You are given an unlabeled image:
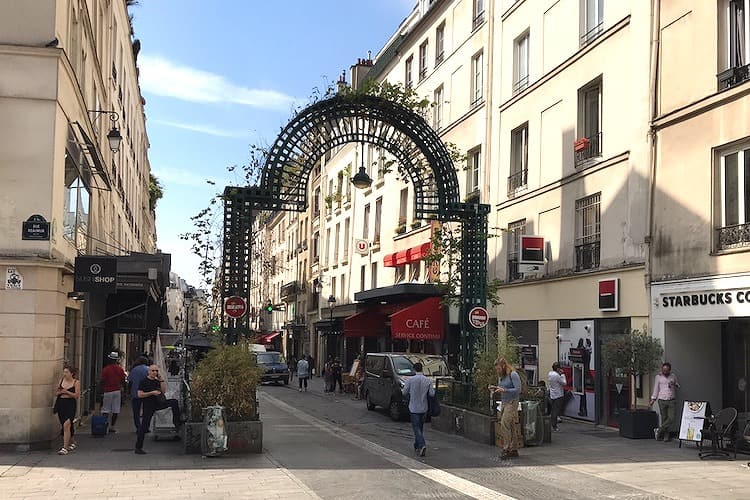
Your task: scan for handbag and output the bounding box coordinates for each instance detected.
[52,378,62,414]
[428,393,441,417]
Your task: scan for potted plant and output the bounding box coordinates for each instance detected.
[184,342,263,453]
[411,220,421,230]
[601,329,663,439]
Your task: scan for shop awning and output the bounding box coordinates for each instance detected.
[343,309,388,338]
[384,242,432,268]
[384,253,396,267]
[389,296,444,341]
[408,242,431,261]
[395,250,409,265]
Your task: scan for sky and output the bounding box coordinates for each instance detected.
[132,0,414,289]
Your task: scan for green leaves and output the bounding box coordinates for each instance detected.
[601,329,663,376]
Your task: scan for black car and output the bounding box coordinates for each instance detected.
[255,351,290,385]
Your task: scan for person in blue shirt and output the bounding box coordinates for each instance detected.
[402,362,435,457]
[490,357,522,460]
[127,356,150,432]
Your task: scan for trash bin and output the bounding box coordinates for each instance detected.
[521,401,544,446]
[201,405,228,457]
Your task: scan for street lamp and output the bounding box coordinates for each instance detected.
[327,295,336,322]
[87,109,122,153]
[350,142,373,189]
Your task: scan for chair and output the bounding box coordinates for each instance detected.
[734,421,750,461]
[699,407,737,459]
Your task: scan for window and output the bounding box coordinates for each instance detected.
[717,145,750,249]
[473,0,485,30]
[371,262,378,289]
[374,197,383,244]
[435,23,445,65]
[377,148,386,179]
[325,228,331,266]
[395,265,406,284]
[334,223,340,264]
[419,41,429,81]
[399,188,409,226]
[331,276,337,300]
[471,51,484,106]
[719,0,750,89]
[363,203,370,239]
[366,145,374,179]
[581,0,604,45]
[509,123,528,194]
[63,152,91,251]
[340,274,346,301]
[410,261,422,282]
[507,219,526,281]
[513,32,530,94]
[343,218,350,257]
[405,56,414,88]
[575,193,601,271]
[575,77,603,166]
[361,265,367,291]
[433,85,444,130]
[467,147,481,196]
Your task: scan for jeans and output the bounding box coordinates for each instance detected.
[550,396,564,429]
[298,376,308,389]
[131,397,142,431]
[657,399,676,437]
[410,412,426,450]
[135,399,181,450]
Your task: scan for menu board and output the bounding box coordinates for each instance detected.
[678,401,709,441]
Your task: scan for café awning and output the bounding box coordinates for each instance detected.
[343,309,388,338]
[389,296,444,341]
[383,242,432,268]
[258,331,281,344]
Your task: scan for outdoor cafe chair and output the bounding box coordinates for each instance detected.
[699,407,737,460]
[735,421,750,462]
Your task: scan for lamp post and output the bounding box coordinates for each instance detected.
[87,109,123,153]
[328,294,336,323]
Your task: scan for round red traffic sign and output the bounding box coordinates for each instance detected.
[468,306,489,329]
[224,296,247,319]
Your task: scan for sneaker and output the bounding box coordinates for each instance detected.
[653,428,661,441]
[298,388,302,392]
[419,446,426,457]
[134,448,146,455]
[552,427,559,432]
[57,447,69,455]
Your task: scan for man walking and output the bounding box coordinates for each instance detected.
[134,365,183,454]
[649,362,680,442]
[127,356,149,432]
[297,355,310,392]
[402,362,435,457]
[548,362,567,431]
[100,352,126,433]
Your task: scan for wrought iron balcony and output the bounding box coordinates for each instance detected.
[472,12,485,31]
[280,281,303,299]
[574,132,602,166]
[717,223,750,250]
[512,75,529,94]
[507,256,522,282]
[718,64,750,91]
[575,240,601,271]
[507,169,528,196]
[580,22,603,46]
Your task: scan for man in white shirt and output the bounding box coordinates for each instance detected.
[402,362,435,457]
[548,362,567,431]
[649,362,680,441]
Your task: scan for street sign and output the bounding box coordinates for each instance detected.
[224,296,247,319]
[22,214,50,241]
[355,239,369,255]
[468,306,489,329]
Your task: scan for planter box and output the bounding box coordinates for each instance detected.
[183,420,263,454]
[431,403,495,446]
[574,137,590,152]
[618,409,658,439]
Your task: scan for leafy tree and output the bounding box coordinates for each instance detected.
[148,173,163,211]
[601,329,663,409]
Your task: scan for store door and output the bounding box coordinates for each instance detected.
[596,318,631,427]
[722,319,750,425]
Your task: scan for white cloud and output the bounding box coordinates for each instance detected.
[153,119,247,138]
[156,236,206,288]
[139,54,297,111]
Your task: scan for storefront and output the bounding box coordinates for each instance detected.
[651,274,750,429]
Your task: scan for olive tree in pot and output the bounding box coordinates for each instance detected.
[601,329,664,439]
[183,342,263,453]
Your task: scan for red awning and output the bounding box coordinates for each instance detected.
[395,250,409,265]
[383,252,397,267]
[344,309,388,338]
[407,242,431,261]
[389,296,444,341]
[258,331,281,344]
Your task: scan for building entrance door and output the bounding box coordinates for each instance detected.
[722,319,750,425]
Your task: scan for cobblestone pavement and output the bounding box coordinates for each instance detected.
[1,376,747,499]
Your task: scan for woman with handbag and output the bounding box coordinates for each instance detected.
[53,365,80,455]
[490,357,522,460]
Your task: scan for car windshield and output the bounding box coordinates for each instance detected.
[390,355,449,377]
[256,353,282,364]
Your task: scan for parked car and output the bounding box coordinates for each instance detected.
[254,351,289,385]
[363,353,449,421]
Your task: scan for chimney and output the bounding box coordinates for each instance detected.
[336,70,348,94]
[350,53,375,90]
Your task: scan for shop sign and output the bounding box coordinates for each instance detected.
[678,401,710,442]
[74,256,117,292]
[659,289,750,308]
[5,267,23,290]
[391,297,444,341]
[520,235,544,264]
[355,239,369,255]
[598,278,619,311]
[21,214,50,241]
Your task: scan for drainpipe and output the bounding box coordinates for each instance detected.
[645,0,661,293]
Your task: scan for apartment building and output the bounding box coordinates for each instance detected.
[490,0,652,425]
[649,0,750,426]
[0,0,162,449]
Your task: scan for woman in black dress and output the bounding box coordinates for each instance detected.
[54,365,80,455]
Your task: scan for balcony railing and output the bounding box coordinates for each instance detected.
[472,12,485,31]
[507,169,528,196]
[574,131,603,166]
[507,256,523,282]
[435,52,444,65]
[512,75,529,94]
[717,223,750,250]
[718,64,750,91]
[280,281,303,299]
[575,240,601,271]
[580,21,603,46]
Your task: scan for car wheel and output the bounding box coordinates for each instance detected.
[366,392,376,411]
[389,399,402,421]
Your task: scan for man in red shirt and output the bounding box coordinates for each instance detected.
[101,352,126,433]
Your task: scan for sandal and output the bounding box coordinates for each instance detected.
[57,447,69,455]
[68,443,77,451]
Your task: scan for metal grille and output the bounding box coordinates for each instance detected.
[575,193,601,270]
[507,219,526,281]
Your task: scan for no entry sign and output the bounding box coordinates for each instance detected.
[224,296,247,319]
[468,306,488,329]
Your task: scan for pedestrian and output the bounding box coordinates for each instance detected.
[332,358,343,393]
[100,351,126,434]
[134,365,183,454]
[548,362,567,431]
[649,362,680,442]
[354,362,365,400]
[288,355,297,381]
[53,365,80,455]
[307,354,315,377]
[127,356,150,432]
[297,355,310,392]
[490,357,522,460]
[324,356,333,392]
[402,362,434,457]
